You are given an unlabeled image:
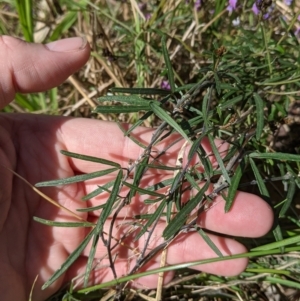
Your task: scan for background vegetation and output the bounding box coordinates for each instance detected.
[1,0,300,300]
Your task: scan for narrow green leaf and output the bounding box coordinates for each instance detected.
[60,150,121,168]
[161,35,175,92]
[249,158,270,197]
[49,11,77,41]
[253,93,264,140]
[116,122,147,149]
[224,161,243,212]
[214,73,221,95]
[84,170,123,286]
[218,94,244,110]
[42,228,96,290]
[122,181,165,197]
[146,178,174,192]
[94,105,150,113]
[169,171,184,194]
[35,168,118,187]
[188,132,205,161]
[279,178,296,217]
[81,182,114,201]
[77,204,106,212]
[150,102,190,142]
[251,234,300,251]
[129,156,149,201]
[144,197,164,204]
[250,152,300,162]
[225,73,241,83]
[15,0,33,42]
[98,95,151,105]
[202,90,210,130]
[110,87,170,96]
[140,163,180,171]
[33,217,94,227]
[135,198,167,241]
[265,276,300,290]
[185,173,201,192]
[197,227,223,257]
[208,134,231,184]
[123,111,154,136]
[98,170,123,226]
[163,181,210,239]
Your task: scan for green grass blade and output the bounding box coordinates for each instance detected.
[161,35,175,92]
[49,11,78,41]
[265,276,300,290]
[253,93,264,140]
[60,150,121,168]
[279,178,296,217]
[251,234,300,251]
[35,168,118,187]
[150,102,190,142]
[15,0,33,42]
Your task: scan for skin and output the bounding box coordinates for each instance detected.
[0,36,274,301]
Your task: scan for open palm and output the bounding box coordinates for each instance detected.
[0,36,274,301]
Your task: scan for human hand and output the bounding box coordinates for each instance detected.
[0,36,274,301]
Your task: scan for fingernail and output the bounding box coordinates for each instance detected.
[45,37,87,52]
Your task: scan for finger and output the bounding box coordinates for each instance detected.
[0,36,90,108]
[199,191,274,237]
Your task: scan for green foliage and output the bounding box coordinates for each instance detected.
[3,0,300,300]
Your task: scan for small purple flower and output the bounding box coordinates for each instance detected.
[195,0,201,10]
[252,0,274,19]
[161,80,171,90]
[227,0,237,12]
[284,0,292,5]
[252,2,260,15]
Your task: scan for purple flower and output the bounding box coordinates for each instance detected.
[161,80,171,90]
[252,0,274,19]
[227,0,237,12]
[284,0,292,5]
[195,0,201,10]
[252,2,260,15]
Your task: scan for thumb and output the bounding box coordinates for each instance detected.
[0,36,90,109]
